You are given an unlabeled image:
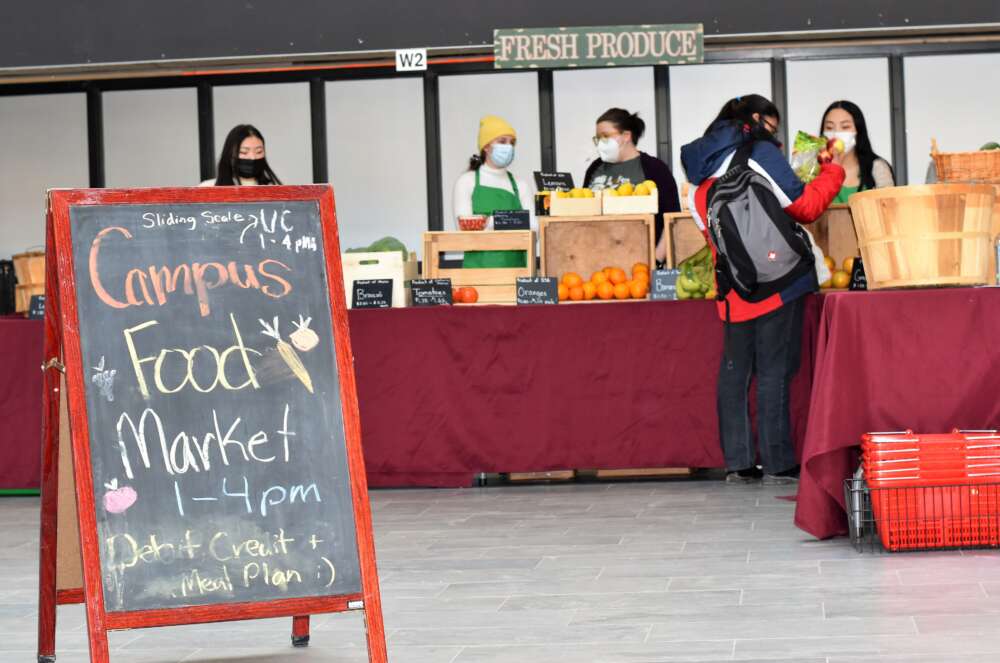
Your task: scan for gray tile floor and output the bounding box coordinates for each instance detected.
[3,479,1000,662]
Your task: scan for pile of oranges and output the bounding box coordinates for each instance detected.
[558,263,650,302]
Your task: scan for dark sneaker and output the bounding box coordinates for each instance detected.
[763,466,800,486]
[725,467,763,484]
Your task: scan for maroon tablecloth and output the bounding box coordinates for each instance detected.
[351,298,821,487]
[795,288,1000,539]
[0,317,44,489]
[0,298,822,489]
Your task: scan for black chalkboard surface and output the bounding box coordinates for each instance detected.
[533,172,574,191]
[28,294,46,319]
[68,200,361,612]
[352,279,393,308]
[411,279,452,306]
[516,277,559,305]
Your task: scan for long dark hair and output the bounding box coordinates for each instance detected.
[468,149,488,171]
[215,124,282,185]
[597,108,646,145]
[820,100,891,191]
[706,94,781,145]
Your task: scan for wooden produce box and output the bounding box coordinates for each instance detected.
[422,230,535,304]
[602,193,657,215]
[664,206,862,268]
[809,204,860,267]
[663,212,707,268]
[15,283,44,313]
[342,251,417,309]
[549,192,602,217]
[13,250,45,285]
[540,215,654,279]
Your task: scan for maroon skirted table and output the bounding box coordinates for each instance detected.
[349,298,821,487]
[0,316,45,492]
[1,298,822,489]
[794,288,1000,539]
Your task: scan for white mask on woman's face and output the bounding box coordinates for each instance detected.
[824,130,857,154]
[597,137,623,163]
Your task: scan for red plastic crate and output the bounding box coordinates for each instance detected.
[862,430,1000,551]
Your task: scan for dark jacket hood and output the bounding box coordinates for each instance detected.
[680,120,749,185]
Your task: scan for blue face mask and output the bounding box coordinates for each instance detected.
[490,143,515,168]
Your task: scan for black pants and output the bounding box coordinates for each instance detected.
[717,298,805,474]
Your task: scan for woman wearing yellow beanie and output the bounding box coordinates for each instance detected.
[452,115,533,268]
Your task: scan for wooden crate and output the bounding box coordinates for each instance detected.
[849,184,996,289]
[15,283,44,313]
[13,251,45,284]
[602,193,657,215]
[664,207,863,269]
[595,467,692,479]
[540,215,654,279]
[342,251,417,309]
[549,193,602,217]
[810,204,860,266]
[422,231,535,305]
[507,471,575,482]
[662,212,707,268]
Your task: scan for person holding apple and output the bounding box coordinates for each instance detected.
[452,115,533,268]
[820,100,895,203]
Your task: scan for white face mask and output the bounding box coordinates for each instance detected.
[824,130,857,154]
[597,137,622,164]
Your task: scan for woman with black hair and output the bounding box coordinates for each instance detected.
[583,108,680,260]
[200,124,282,186]
[821,100,894,203]
[680,94,844,486]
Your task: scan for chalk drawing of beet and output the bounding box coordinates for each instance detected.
[103,479,138,514]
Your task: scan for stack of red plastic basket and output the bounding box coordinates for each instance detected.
[861,430,1000,551]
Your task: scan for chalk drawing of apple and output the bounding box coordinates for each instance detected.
[103,479,137,514]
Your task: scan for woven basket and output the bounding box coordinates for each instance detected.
[931,138,1000,183]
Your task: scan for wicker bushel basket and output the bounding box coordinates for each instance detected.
[848,184,996,289]
[931,139,1000,184]
[12,250,45,285]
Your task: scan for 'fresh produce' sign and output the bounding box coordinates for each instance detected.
[494,24,703,69]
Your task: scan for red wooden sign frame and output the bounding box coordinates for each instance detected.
[36,185,387,663]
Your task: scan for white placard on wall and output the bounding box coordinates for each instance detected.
[104,88,200,187]
[905,52,1000,184]
[327,77,428,257]
[0,93,89,259]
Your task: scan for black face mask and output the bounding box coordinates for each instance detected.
[236,158,266,179]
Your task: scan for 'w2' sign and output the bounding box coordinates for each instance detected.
[395,49,427,72]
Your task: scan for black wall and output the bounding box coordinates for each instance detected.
[3,1,999,70]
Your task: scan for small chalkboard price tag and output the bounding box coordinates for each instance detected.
[848,257,868,291]
[28,294,45,319]
[651,269,680,301]
[492,209,531,231]
[352,278,393,308]
[533,171,574,191]
[516,276,559,305]
[411,278,452,306]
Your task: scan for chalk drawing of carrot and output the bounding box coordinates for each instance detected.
[259,316,314,393]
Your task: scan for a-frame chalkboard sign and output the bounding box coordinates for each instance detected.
[36,186,387,663]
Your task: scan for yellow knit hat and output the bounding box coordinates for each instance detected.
[477,115,517,151]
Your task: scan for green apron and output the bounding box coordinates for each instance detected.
[834,184,860,204]
[463,169,527,269]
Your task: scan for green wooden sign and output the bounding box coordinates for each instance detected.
[494,24,703,69]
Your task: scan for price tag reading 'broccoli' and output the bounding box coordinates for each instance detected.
[352,279,393,308]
